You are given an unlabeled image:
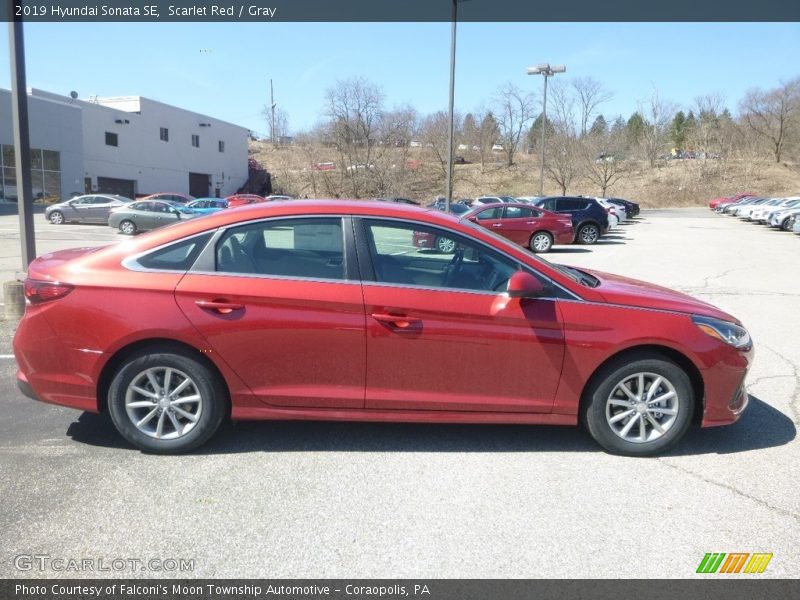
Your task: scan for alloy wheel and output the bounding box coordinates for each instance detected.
[436,237,456,253]
[605,372,679,443]
[124,367,203,440]
[531,233,552,253]
[50,211,64,225]
[579,225,599,244]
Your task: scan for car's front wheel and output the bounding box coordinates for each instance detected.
[107,350,227,453]
[49,211,64,225]
[577,223,600,244]
[581,355,694,456]
[119,220,136,235]
[435,236,456,253]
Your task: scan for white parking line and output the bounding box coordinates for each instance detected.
[0,355,15,359]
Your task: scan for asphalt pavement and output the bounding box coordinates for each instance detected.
[0,208,797,578]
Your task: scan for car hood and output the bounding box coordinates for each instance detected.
[579,268,738,323]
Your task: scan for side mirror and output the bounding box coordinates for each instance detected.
[68,200,76,206]
[467,216,478,222]
[507,271,547,298]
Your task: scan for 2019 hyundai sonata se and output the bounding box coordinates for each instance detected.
[13,201,753,456]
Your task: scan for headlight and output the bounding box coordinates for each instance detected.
[693,315,751,349]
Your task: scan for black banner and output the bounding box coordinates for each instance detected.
[2,580,800,600]
[3,0,800,22]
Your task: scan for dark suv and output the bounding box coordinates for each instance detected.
[532,196,609,244]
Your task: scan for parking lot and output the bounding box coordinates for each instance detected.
[0,207,798,578]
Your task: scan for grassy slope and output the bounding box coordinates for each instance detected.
[251,142,800,207]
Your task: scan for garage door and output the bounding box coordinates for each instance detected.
[97,177,135,199]
[189,173,211,198]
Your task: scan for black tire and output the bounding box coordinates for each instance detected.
[576,222,600,245]
[119,220,136,235]
[529,231,553,253]
[435,236,456,254]
[782,217,794,232]
[107,350,227,454]
[581,354,694,457]
[49,211,65,225]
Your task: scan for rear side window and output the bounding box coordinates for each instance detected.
[559,199,583,211]
[136,233,213,271]
[504,206,534,219]
[215,218,345,280]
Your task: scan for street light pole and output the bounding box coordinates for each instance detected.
[527,63,566,197]
[445,0,458,212]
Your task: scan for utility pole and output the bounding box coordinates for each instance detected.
[270,79,276,147]
[5,13,36,317]
[445,0,458,212]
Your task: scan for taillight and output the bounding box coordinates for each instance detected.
[24,279,74,304]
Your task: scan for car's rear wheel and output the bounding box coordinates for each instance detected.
[577,223,600,244]
[119,220,136,235]
[529,231,553,253]
[782,217,794,231]
[49,211,64,225]
[108,350,227,454]
[581,355,694,456]
[435,236,456,253]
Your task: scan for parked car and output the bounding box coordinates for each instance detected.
[265,195,293,201]
[186,198,228,215]
[515,196,543,205]
[465,202,574,252]
[142,193,194,204]
[14,200,753,456]
[736,197,780,220]
[768,203,800,231]
[792,215,800,235]
[45,194,132,225]
[226,194,266,209]
[107,200,201,234]
[722,196,765,215]
[377,197,419,205]
[605,197,640,218]
[709,193,754,210]
[593,198,627,224]
[751,197,800,224]
[530,196,610,244]
[476,196,516,205]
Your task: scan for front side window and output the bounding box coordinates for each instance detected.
[215,218,345,280]
[475,207,502,220]
[362,219,519,293]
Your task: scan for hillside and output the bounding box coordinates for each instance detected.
[249,141,800,207]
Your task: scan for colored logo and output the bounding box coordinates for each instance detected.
[697,552,773,574]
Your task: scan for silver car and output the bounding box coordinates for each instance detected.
[108,200,201,235]
[45,194,132,225]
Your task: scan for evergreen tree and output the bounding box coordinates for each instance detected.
[589,115,608,136]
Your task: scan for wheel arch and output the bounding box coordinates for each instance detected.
[579,344,705,425]
[96,338,231,415]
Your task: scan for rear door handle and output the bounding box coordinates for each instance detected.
[196,299,244,314]
[371,313,421,331]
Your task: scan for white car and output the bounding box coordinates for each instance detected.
[769,203,800,230]
[750,197,800,223]
[737,198,782,220]
[591,197,627,225]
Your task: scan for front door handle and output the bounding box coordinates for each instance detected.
[491,223,503,227]
[196,299,244,314]
[371,312,421,331]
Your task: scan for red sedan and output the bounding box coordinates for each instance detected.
[226,194,266,209]
[14,201,753,456]
[466,202,574,252]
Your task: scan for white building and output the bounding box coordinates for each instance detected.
[0,88,249,202]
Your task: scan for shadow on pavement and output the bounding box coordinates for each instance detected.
[66,395,794,456]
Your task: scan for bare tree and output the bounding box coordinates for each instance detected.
[324,77,385,197]
[544,81,581,194]
[472,109,499,171]
[572,77,613,137]
[740,78,800,163]
[639,89,675,168]
[582,128,627,196]
[262,105,290,144]
[494,83,536,167]
[421,110,461,179]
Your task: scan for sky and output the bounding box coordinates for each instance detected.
[1,22,798,136]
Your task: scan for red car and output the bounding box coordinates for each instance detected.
[14,200,753,456]
[226,194,266,209]
[708,193,754,210]
[466,202,574,252]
